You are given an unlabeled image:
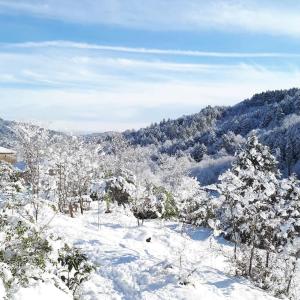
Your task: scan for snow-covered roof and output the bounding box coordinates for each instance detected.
[0,146,16,154]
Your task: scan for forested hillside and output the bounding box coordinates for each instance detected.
[124,88,300,178]
[2,88,300,182]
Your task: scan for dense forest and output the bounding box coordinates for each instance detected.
[122,88,300,180]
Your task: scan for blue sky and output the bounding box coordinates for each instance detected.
[1,0,300,133]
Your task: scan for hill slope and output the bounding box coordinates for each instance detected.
[124,88,300,177]
[48,202,278,300]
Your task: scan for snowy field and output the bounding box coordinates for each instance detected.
[32,202,278,300]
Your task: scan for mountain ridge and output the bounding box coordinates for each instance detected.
[123,88,300,178]
[2,88,300,179]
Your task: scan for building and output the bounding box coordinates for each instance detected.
[0,147,17,164]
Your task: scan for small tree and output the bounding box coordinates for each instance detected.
[14,123,51,222]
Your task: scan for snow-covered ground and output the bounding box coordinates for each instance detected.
[44,202,277,300]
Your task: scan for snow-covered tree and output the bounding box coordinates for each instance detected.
[218,134,300,297]
[0,161,26,211]
[276,175,300,295]
[173,176,212,226]
[218,134,280,276]
[14,123,51,222]
[48,136,100,216]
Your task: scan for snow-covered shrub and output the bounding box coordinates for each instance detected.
[0,211,94,298]
[0,214,58,296]
[151,186,178,219]
[173,177,214,226]
[105,170,136,208]
[180,193,217,227]
[231,244,298,298]
[58,244,95,296]
[0,161,25,208]
[131,196,161,225]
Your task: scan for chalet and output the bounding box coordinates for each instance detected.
[0,147,17,164]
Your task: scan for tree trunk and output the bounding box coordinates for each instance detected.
[249,246,255,277]
[234,240,237,260]
[97,199,100,230]
[69,203,74,218]
[286,257,298,296]
[287,162,291,177]
[266,251,270,268]
[80,198,84,214]
[35,206,38,223]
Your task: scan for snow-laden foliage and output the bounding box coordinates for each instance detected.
[218,134,300,298]
[0,161,26,208]
[131,195,161,225]
[58,244,95,296]
[105,170,136,208]
[0,209,94,299]
[0,142,95,299]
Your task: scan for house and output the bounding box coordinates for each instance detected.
[0,147,17,164]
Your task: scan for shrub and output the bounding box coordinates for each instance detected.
[0,212,94,298]
[58,244,95,296]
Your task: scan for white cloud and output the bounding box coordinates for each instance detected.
[1,1,300,37]
[1,41,300,132]
[4,41,300,58]
[47,120,149,134]
[1,68,300,133]
[1,43,300,88]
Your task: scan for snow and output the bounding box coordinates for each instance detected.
[45,202,277,300]
[12,282,72,300]
[0,280,5,298]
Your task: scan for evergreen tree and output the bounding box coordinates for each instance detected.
[218,134,280,276]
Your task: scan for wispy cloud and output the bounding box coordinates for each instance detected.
[0,1,300,37]
[2,42,300,90]
[3,41,300,58]
[1,40,300,132]
[1,2,300,132]
[0,41,300,132]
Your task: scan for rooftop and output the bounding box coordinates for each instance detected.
[0,146,16,154]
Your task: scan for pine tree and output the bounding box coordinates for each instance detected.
[218,134,280,277]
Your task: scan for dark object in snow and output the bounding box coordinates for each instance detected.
[105,209,112,214]
[179,280,189,286]
[146,237,151,242]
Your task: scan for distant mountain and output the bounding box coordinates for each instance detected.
[3,88,300,181]
[84,131,120,143]
[0,118,66,150]
[124,88,300,178]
